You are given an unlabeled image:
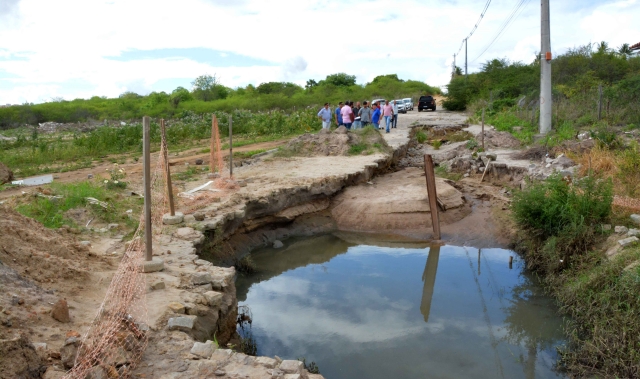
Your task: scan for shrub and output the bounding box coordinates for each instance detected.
[511,173,613,273]
[432,140,442,150]
[415,130,427,143]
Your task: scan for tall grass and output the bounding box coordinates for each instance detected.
[0,109,320,177]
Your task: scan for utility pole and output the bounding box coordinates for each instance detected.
[452,54,456,78]
[465,38,468,80]
[539,0,552,134]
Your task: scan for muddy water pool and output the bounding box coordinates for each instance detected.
[236,234,567,379]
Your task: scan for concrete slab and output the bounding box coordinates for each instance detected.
[141,258,164,273]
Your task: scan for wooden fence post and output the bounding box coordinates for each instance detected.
[142,116,152,261]
[423,154,441,240]
[210,115,216,174]
[160,119,175,216]
[481,107,485,151]
[229,116,233,177]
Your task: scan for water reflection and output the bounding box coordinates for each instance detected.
[420,245,440,323]
[237,234,566,379]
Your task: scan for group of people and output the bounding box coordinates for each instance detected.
[317,100,400,133]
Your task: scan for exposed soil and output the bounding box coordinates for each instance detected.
[280,126,389,157]
[480,129,523,149]
[331,167,471,237]
[0,206,98,284]
[0,161,13,184]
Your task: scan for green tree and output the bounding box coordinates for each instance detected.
[191,74,224,101]
[256,82,302,96]
[618,43,633,59]
[170,86,193,108]
[321,73,356,87]
[305,79,318,91]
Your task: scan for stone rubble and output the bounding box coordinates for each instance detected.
[618,236,639,248]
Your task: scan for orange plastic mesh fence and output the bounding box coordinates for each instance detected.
[63,134,169,379]
[210,115,224,175]
[613,195,640,212]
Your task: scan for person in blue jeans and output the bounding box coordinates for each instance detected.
[334,102,344,127]
[371,103,381,130]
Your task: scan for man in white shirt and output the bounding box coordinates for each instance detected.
[317,103,332,129]
[391,100,399,129]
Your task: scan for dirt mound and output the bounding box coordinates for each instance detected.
[0,206,94,284]
[482,130,522,148]
[0,161,13,184]
[0,333,46,379]
[331,167,471,236]
[511,146,549,160]
[279,128,389,157]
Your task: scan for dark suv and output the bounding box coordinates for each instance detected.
[418,96,436,112]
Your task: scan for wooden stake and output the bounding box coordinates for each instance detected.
[423,154,441,240]
[597,84,603,120]
[481,107,485,151]
[210,115,216,174]
[229,116,233,177]
[481,162,491,183]
[160,119,175,216]
[142,116,152,262]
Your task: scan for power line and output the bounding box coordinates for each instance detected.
[472,0,532,63]
[455,0,493,57]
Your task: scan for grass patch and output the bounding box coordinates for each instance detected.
[574,143,640,198]
[348,143,368,155]
[435,164,463,181]
[233,149,267,159]
[172,166,207,182]
[15,181,141,229]
[431,140,442,150]
[415,130,427,144]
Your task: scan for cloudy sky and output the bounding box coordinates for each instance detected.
[0,0,638,104]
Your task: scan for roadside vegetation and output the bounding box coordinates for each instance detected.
[446,42,640,146]
[511,171,640,377]
[0,73,440,129]
[0,74,439,179]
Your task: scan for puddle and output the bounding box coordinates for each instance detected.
[236,234,567,379]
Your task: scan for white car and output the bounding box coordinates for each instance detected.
[403,98,413,111]
[371,98,386,108]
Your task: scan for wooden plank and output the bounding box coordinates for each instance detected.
[423,154,441,240]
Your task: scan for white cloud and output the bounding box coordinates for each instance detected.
[0,0,639,104]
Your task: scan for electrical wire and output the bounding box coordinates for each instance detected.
[472,0,532,63]
[455,0,493,56]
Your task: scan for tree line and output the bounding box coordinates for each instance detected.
[0,73,441,130]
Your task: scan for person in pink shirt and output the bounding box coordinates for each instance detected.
[382,100,394,133]
[340,101,354,130]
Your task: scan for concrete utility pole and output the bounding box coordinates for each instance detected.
[465,38,468,80]
[539,0,552,134]
[452,54,457,78]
